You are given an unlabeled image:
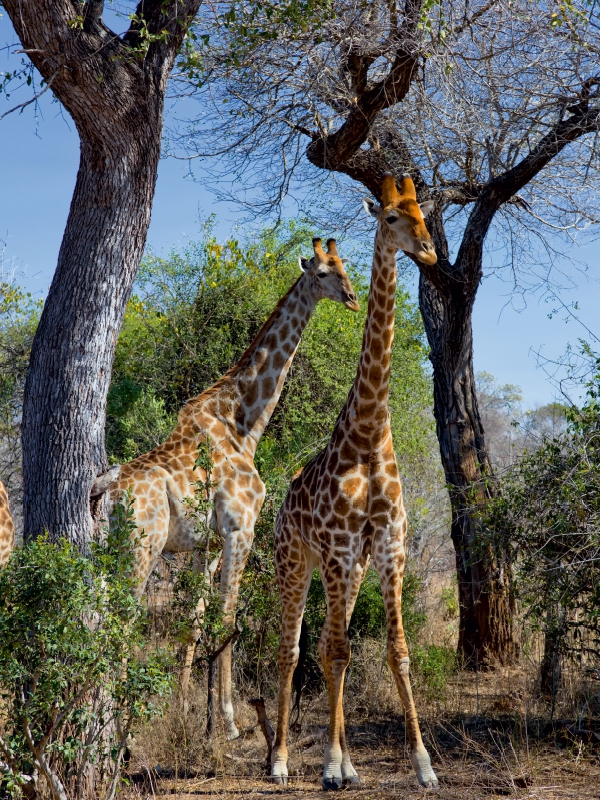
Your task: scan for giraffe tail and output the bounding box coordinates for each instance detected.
[290,618,309,727]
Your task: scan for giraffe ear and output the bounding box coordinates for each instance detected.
[340,258,349,265]
[419,200,435,218]
[362,197,381,218]
[299,256,311,272]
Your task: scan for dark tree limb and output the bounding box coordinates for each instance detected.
[458,103,600,281]
[306,0,425,170]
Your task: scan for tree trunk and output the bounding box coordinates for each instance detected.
[298,14,596,669]
[22,124,161,546]
[3,0,201,548]
[419,266,517,667]
[539,605,566,709]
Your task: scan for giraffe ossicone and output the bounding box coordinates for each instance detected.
[270,174,438,789]
[109,237,358,740]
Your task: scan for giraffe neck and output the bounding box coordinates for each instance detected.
[188,274,318,455]
[344,229,398,441]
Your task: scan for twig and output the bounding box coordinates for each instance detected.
[0,71,59,122]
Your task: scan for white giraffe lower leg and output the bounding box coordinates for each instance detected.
[339,709,359,786]
[323,742,344,790]
[322,655,351,791]
[341,753,359,785]
[397,658,438,788]
[218,647,240,740]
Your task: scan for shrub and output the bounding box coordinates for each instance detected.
[0,500,174,800]
[411,644,457,701]
[483,353,600,671]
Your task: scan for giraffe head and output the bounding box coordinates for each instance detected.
[299,238,359,311]
[362,173,437,265]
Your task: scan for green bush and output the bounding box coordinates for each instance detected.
[107,221,434,478]
[411,644,457,701]
[0,500,174,800]
[483,348,600,669]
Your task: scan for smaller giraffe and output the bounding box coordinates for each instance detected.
[0,480,15,567]
[270,174,438,790]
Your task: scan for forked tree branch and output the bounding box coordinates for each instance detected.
[458,100,600,280]
[306,0,425,170]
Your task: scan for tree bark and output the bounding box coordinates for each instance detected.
[419,267,517,667]
[539,605,566,709]
[4,0,201,547]
[23,121,161,547]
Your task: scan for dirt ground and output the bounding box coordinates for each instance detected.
[134,733,600,800]
[128,670,600,800]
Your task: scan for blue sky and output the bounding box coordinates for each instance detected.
[2,16,599,409]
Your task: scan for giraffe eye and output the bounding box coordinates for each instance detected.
[386,216,397,224]
[316,270,328,278]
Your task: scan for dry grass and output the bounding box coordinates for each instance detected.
[126,659,600,800]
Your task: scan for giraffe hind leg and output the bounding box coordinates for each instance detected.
[217,522,257,740]
[330,555,371,787]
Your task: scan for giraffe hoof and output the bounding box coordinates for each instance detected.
[342,775,361,788]
[271,775,288,787]
[322,777,343,791]
[225,726,240,741]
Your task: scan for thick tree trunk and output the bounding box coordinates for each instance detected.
[4,0,201,548]
[22,124,161,546]
[419,266,517,667]
[300,17,596,670]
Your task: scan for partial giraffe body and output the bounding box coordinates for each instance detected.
[0,480,14,567]
[110,239,358,739]
[270,175,439,790]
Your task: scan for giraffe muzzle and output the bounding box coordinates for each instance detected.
[343,292,360,312]
[417,241,437,266]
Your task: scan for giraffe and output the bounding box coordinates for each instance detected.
[109,238,359,739]
[270,174,439,790]
[0,480,14,567]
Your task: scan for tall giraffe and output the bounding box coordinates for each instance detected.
[270,174,439,790]
[0,480,14,567]
[110,238,358,739]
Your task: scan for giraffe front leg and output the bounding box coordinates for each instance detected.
[372,530,438,789]
[217,524,255,740]
[318,563,355,791]
[270,539,314,785]
[334,556,370,787]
